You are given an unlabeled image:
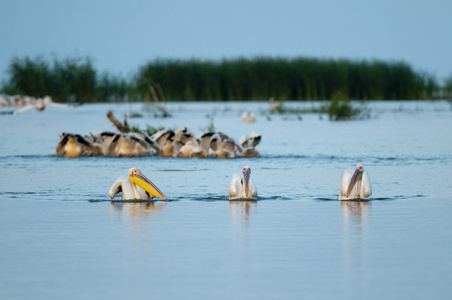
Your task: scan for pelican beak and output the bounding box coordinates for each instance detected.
[243,169,251,199]
[346,169,363,197]
[130,172,167,200]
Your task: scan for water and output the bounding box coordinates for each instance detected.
[1,101,452,299]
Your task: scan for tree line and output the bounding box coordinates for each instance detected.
[1,55,448,102]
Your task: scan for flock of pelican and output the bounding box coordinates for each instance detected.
[110,164,371,201]
[2,95,371,201]
[56,128,262,158]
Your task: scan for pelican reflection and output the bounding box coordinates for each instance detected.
[341,200,371,284]
[229,200,257,226]
[341,200,370,226]
[110,201,167,222]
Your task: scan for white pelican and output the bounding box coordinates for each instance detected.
[238,147,260,158]
[85,131,116,156]
[56,133,95,157]
[211,134,237,158]
[268,97,281,112]
[229,166,258,200]
[13,96,72,115]
[159,138,176,157]
[189,143,208,158]
[339,164,372,200]
[237,132,261,157]
[107,133,150,157]
[109,168,167,201]
[242,109,257,123]
[135,133,161,154]
[151,129,175,148]
[175,140,195,157]
[239,132,261,148]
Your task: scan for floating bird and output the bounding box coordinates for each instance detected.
[238,132,261,157]
[107,133,153,157]
[109,168,167,201]
[189,142,208,158]
[339,164,372,200]
[56,133,95,157]
[239,132,261,148]
[268,97,280,112]
[242,109,257,123]
[85,131,116,156]
[229,166,258,200]
[175,140,196,157]
[151,129,175,148]
[159,138,176,157]
[210,133,238,158]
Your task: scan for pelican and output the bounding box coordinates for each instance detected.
[109,168,167,201]
[135,133,161,154]
[175,140,207,157]
[152,129,175,148]
[107,133,150,157]
[239,132,261,148]
[159,138,176,157]
[237,132,261,157]
[242,109,257,123]
[56,133,95,157]
[211,134,237,158]
[339,164,372,200]
[229,166,258,200]
[13,96,73,115]
[268,97,280,112]
[189,143,208,158]
[85,131,116,156]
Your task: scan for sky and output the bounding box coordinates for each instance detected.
[1,0,451,84]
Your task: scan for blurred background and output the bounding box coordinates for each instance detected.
[1,0,451,103]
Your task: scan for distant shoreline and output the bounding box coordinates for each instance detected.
[1,55,449,102]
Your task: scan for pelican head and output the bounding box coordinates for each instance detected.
[242,166,252,198]
[346,164,365,197]
[128,168,167,200]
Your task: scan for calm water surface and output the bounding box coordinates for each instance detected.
[1,101,451,299]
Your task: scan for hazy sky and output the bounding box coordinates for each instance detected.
[1,0,451,83]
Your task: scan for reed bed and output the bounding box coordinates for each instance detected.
[1,55,445,102]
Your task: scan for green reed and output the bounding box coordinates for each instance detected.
[138,57,438,101]
[1,55,444,102]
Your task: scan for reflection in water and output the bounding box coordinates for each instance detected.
[229,200,257,277]
[110,201,167,223]
[229,200,257,227]
[341,200,370,226]
[340,200,370,298]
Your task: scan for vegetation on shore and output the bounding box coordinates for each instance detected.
[1,55,450,102]
[269,99,369,120]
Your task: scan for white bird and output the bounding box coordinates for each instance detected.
[242,109,257,123]
[339,164,372,200]
[56,133,95,157]
[109,168,167,201]
[268,97,280,112]
[229,166,258,200]
[13,96,72,115]
[107,133,151,157]
[211,134,238,158]
[237,132,261,157]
